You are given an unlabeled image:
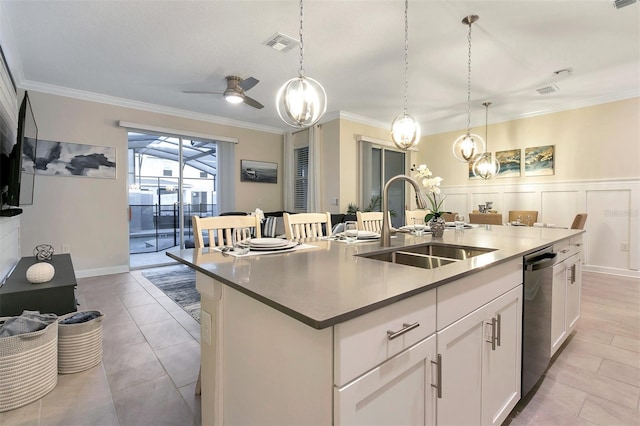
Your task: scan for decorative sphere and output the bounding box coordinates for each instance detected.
[26,262,55,284]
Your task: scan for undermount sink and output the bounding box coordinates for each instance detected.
[357,243,496,270]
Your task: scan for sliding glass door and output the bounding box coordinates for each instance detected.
[128,132,218,268]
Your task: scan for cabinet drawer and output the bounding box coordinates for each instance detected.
[334,289,436,387]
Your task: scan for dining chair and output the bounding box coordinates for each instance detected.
[440,212,458,222]
[356,211,388,232]
[571,213,588,230]
[469,213,503,225]
[283,212,332,240]
[192,215,262,248]
[508,210,538,226]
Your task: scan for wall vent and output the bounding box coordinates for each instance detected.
[536,85,560,95]
[264,33,299,52]
[613,0,637,9]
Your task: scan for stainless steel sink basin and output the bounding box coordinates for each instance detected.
[357,243,495,270]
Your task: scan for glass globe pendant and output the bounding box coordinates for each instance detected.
[276,0,327,129]
[452,15,485,162]
[390,0,421,150]
[391,112,421,149]
[472,102,500,179]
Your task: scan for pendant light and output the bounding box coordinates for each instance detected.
[276,0,327,129]
[452,15,485,162]
[391,0,421,150]
[472,102,500,179]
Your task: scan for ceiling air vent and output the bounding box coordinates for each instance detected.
[264,32,299,52]
[613,0,637,9]
[536,85,560,95]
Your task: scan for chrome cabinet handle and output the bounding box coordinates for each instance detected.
[431,354,442,399]
[386,321,420,340]
[496,313,502,347]
[486,317,497,350]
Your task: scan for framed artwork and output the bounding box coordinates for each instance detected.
[25,139,117,178]
[525,145,555,176]
[240,159,278,183]
[496,149,521,178]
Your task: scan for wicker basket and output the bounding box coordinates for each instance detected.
[57,311,104,374]
[0,317,58,413]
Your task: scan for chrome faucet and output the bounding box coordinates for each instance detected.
[381,174,429,247]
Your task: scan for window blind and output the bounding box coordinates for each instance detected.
[294,146,309,212]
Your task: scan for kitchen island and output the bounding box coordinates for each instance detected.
[167,225,584,426]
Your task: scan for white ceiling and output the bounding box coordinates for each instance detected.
[1,0,639,135]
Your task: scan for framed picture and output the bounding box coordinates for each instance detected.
[525,145,555,176]
[496,149,521,178]
[30,139,117,178]
[240,159,278,183]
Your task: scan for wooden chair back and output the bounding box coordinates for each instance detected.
[283,212,332,240]
[191,215,261,248]
[571,213,588,230]
[440,212,457,222]
[469,213,503,225]
[508,210,538,226]
[356,211,387,232]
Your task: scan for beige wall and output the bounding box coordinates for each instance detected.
[20,91,282,274]
[417,97,640,185]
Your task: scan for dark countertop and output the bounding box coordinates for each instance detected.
[167,225,583,329]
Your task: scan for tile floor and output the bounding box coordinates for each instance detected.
[0,270,637,425]
[0,269,201,426]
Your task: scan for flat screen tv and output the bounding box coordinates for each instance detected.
[0,91,37,216]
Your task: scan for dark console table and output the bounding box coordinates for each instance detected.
[0,254,77,316]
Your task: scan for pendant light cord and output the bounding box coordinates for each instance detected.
[484,102,489,149]
[298,0,305,77]
[466,20,472,134]
[403,0,409,115]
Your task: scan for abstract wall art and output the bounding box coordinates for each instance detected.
[23,139,116,179]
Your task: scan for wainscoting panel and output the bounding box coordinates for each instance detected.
[586,189,631,271]
[439,179,639,277]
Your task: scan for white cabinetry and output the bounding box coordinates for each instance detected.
[436,286,522,426]
[335,334,436,426]
[334,289,437,425]
[435,258,523,426]
[551,248,582,356]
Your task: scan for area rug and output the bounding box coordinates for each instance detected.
[142,264,200,322]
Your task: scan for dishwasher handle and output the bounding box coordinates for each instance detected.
[525,252,557,271]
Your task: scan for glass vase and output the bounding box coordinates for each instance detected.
[430,216,446,238]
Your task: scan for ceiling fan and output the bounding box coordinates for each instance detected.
[183,76,264,109]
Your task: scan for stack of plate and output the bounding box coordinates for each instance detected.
[242,238,298,251]
[356,231,380,240]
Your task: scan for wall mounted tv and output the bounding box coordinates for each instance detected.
[0,91,37,216]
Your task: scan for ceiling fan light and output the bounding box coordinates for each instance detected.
[472,152,500,179]
[224,92,244,104]
[276,76,327,128]
[391,113,421,149]
[452,133,485,162]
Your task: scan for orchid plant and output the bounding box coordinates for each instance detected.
[411,164,448,222]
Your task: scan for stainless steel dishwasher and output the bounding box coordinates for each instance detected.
[521,246,557,397]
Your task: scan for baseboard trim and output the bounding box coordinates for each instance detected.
[583,265,639,279]
[75,265,130,278]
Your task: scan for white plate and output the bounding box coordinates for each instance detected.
[247,238,290,247]
[247,241,299,251]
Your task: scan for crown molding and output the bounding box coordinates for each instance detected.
[18,79,286,135]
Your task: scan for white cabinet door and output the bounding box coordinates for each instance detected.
[334,334,436,426]
[481,286,522,426]
[437,286,522,426]
[565,253,582,332]
[550,261,568,356]
[436,305,485,426]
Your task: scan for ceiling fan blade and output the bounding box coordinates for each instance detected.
[182,90,224,94]
[238,77,259,91]
[243,95,264,109]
